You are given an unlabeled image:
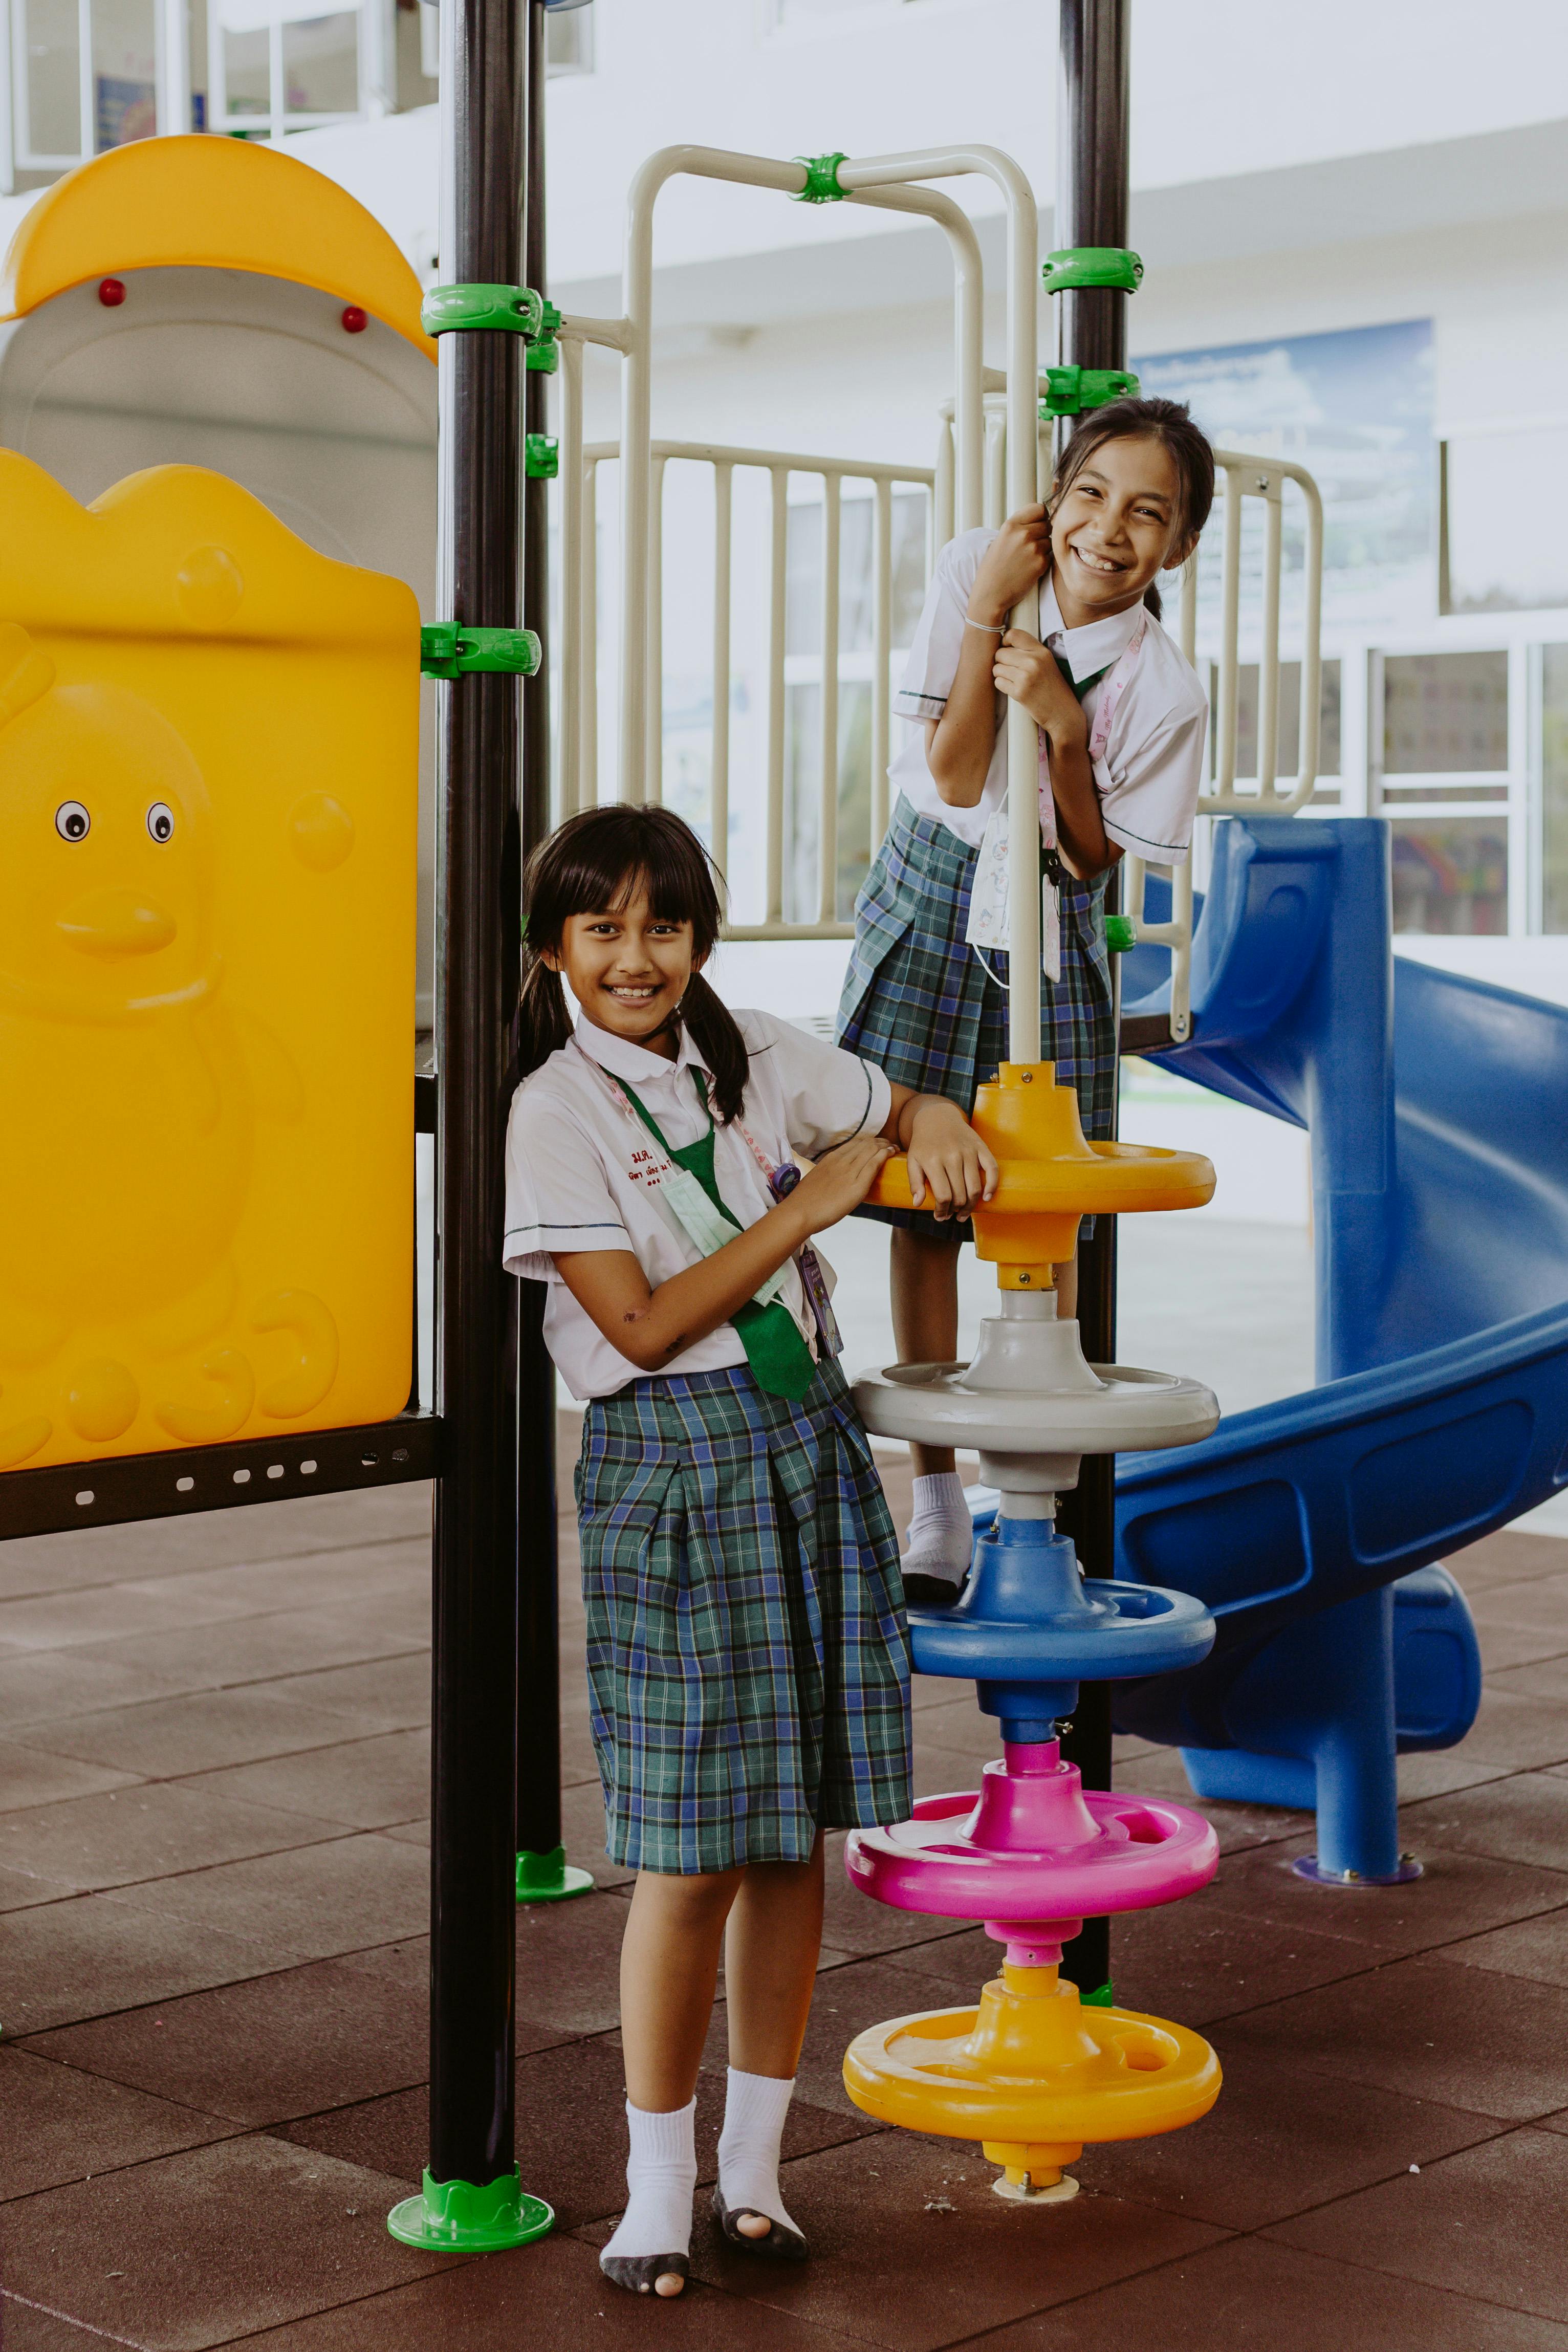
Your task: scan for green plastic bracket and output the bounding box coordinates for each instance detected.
[526,339,559,375]
[1039,366,1141,419]
[794,151,847,203]
[525,434,560,481]
[421,282,545,339]
[421,623,541,680]
[1042,247,1144,296]
[1104,914,1138,954]
[1081,1980,1117,2009]
[516,1843,595,1904]
[387,2167,553,2252]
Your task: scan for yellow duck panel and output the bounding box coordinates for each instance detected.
[0,452,418,1471]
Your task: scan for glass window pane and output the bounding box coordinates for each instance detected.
[92,0,157,148]
[1220,658,1342,781]
[545,5,591,72]
[838,498,873,656]
[1543,645,1568,934]
[1384,650,1508,775]
[25,0,81,156]
[1390,820,1508,935]
[223,23,270,113]
[282,10,358,114]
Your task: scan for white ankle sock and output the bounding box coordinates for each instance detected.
[904,1471,972,1582]
[716,2067,799,2235]
[602,2098,696,2264]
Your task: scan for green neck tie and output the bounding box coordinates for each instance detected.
[618,1070,818,1401]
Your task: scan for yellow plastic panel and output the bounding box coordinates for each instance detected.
[0,452,419,1472]
[0,136,437,360]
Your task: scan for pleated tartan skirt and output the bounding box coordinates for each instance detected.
[575,1358,912,1876]
[835,796,1116,1239]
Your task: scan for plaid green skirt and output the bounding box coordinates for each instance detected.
[836,796,1116,1239]
[575,1358,911,1875]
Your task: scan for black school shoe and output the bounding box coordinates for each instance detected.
[711,2186,809,2261]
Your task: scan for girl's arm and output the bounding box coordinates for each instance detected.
[991,630,1122,880]
[926,508,1052,807]
[553,1135,894,1372]
[882,1085,999,1218]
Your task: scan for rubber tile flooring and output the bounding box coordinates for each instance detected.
[3,1441,1568,2348]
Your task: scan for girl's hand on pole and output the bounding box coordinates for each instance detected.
[787,1135,896,1233]
[966,505,1051,627]
[994,628,1086,742]
[904,1099,999,1220]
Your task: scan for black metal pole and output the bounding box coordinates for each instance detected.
[515,0,583,1902]
[410,0,542,2246]
[1052,0,1131,2005]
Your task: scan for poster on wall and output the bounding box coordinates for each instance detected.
[1137,318,1436,644]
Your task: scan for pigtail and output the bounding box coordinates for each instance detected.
[517,952,572,1079]
[1143,582,1164,621]
[679,970,751,1126]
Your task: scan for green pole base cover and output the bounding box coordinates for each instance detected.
[1103,913,1138,953]
[387,2167,553,2252]
[516,1844,595,1904]
[1081,1981,1116,2009]
[1042,247,1144,296]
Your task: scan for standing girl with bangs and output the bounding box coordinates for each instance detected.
[503,803,995,2301]
[837,395,1215,1603]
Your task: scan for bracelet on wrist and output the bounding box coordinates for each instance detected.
[964,615,1006,634]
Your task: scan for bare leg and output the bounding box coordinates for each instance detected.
[890,1226,961,1479]
[620,1865,741,2113]
[721,1837,826,2238]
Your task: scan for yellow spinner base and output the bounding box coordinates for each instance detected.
[843,1964,1219,2196]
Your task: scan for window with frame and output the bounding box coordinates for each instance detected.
[11,0,161,172]
[1379,651,1512,936]
[209,0,367,139]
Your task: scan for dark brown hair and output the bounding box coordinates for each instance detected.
[518,803,750,1122]
[1049,395,1215,622]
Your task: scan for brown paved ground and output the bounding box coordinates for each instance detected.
[2,1430,1567,2348]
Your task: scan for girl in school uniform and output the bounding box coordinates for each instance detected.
[504,803,995,2301]
[837,395,1216,1603]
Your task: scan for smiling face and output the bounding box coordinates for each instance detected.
[547,880,701,1056]
[1048,433,1195,630]
[0,681,214,1016]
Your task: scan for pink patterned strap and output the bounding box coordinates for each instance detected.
[1087,609,1147,763]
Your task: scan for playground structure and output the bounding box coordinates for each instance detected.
[0,0,1558,2279]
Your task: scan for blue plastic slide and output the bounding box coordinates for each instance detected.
[1106,817,1568,1880]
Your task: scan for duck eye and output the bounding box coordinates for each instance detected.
[55,801,90,842]
[146,802,175,844]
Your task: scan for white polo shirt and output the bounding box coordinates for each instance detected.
[503,1008,892,1401]
[887,526,1209,861]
